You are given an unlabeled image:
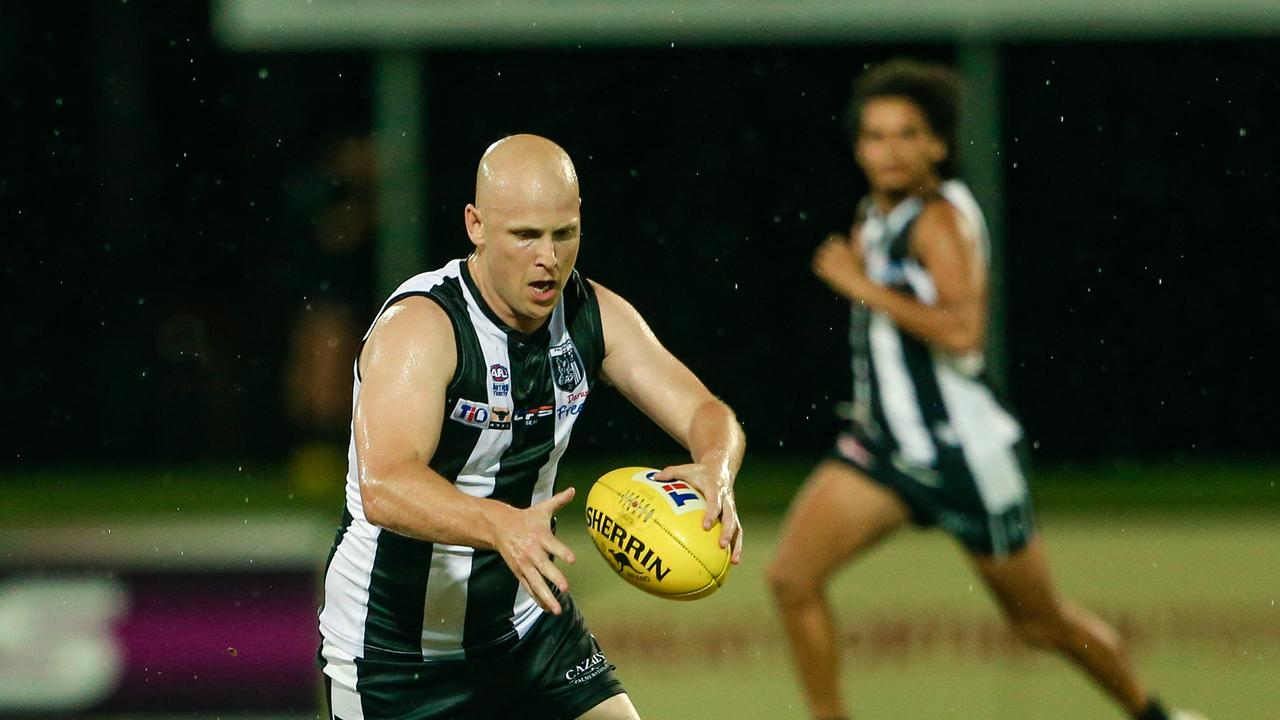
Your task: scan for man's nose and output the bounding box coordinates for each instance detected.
[534,235,558,268]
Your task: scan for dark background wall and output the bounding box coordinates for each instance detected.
[3,2,1277,466]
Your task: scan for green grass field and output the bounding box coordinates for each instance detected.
[571,511,1279,720]
[1,456,1277,719]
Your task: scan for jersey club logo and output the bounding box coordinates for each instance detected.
[549,340,585,392]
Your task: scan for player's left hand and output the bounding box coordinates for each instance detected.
[812,232,868,299]
[654,462,743,565]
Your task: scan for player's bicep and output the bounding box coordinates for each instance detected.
[353,297,456,480]
[594,282,709,446]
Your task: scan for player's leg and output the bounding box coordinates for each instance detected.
[970,537,1157,718]
[575,692,641,719]
[321,637,498,720]
[767,459,912,720]
[523,591,634,720]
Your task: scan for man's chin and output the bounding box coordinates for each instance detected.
[515,301,555,327]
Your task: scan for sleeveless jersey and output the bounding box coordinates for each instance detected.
[319,257,605,663]
[849,180,1022,492]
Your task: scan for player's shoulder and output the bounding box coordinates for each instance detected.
[917,191,963,226]
[584,278,633,317]
[360,295,456,382]
[585,278,650,350]
[367,296,455,355]
[913,191,976,246]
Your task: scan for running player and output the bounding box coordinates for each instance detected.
[766,59,1201,720]
[318,134,745,719]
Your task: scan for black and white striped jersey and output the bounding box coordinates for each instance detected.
[849,180,1023,499]
[319,257,605,663]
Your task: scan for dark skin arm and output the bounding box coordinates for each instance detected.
[812,199,986,354]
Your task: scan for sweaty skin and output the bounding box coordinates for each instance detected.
[466,135,583,334]
[354,134,743,720]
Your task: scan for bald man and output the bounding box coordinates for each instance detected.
[317,135,745,720]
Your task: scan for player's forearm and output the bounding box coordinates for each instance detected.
[847,279,981,353]
[683,399,746,483]
[360,460,514,549]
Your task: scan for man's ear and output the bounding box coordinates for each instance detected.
[929,136,949,165]
[464,204,484,249]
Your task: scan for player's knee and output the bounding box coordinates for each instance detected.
[1009,608,1070,650]
[1010,618,1055,649]
[765,558,819,606]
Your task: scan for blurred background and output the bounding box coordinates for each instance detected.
[1,1,1276,718]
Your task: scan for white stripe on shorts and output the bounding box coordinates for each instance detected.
[321,638,365,720]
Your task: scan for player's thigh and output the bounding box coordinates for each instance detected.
[771,459,911,588]
[968,536,1063,624]
[575,692,640,720]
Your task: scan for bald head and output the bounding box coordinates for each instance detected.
[463,134,583,333]
[475,134,579,211]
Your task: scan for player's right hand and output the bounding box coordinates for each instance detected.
[490,487,577,615]
[813,232,868,299]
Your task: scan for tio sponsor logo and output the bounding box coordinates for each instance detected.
[449,399,491,429]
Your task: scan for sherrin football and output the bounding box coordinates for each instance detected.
[585,467,731,600]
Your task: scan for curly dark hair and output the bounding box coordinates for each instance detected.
[845,58,963,178]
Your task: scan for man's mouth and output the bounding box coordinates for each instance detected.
[529,280,557,303]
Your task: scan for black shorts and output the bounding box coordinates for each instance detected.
[319,592,625,720]
[828,432,1037,557]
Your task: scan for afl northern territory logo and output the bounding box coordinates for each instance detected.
[549,340,585,392]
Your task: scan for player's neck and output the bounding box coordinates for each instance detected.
[466,253,546,335]
[870,175,942,215]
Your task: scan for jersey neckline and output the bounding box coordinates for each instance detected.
[459,257,554,345]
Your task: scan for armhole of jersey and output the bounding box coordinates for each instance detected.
[893,217,921,263]
[354,291,465,391]
[580,276,607,380]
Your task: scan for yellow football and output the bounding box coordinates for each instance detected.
[585,467,730,600]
